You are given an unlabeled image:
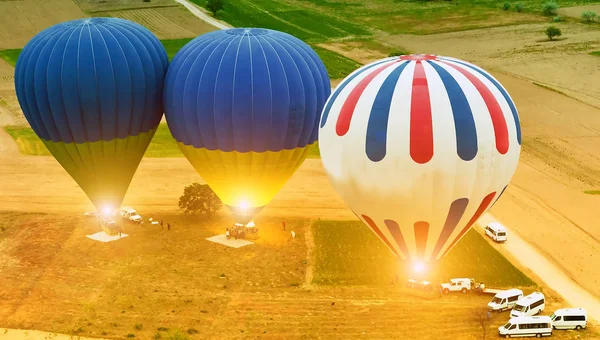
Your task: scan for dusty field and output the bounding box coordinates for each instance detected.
[0,0,87,50]
[0,211,594,340]
[383,22,600,108]
[559,4,600,19]
[94,6,216,39]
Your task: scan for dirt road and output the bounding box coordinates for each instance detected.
[0,329,105,340]
[477,213,600,323]
[173,0,230,30]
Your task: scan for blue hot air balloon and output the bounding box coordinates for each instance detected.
[14,18,168,213]
[164,28,330,223]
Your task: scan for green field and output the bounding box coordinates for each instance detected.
[312,220,535,287]
[160,38,362,79]
[191,0,562,36]
[584,190,600,194]
[590,51,600,56]
[0,49,21,67]
[4,124,321,158]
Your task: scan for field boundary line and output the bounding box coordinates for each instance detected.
[85,5,178,14]
[491,68,600,111]
[303,219,315,289]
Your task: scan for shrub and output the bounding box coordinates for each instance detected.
[515,3,523,12]
[503,1,511,10]
[388,49,410,57]
[545,26,562,40]
[553,15,564,22]
[581,11,597,23]
[126,334,135,338]
[542,1,559,16]
[134,324,143,331]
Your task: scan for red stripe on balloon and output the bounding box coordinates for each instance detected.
[409,61,434,164]
[413,221,429,260]
[442,191,497,257]
[336,62,397,136]
[362,214,399,257]
[441,61,509,155]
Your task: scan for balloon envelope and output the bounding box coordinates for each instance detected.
[319,54,521,262]
[15,18,168,212]
[164,28,330,223]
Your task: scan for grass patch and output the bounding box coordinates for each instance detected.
[532,82,567,95]
[309,45,362,79]
[590,51,600,57]
[584,190,600,195]
[0,49,22,67]
[161,38,193,61]
[312,220,534,287]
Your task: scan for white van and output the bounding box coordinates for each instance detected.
[498,316,553,338]
[511,292,545,317]
[485,222,507,242]
[488,289,524,312]
[550,308,587,330]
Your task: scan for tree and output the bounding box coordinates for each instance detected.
[503,1,511,10]
[581,11,597,23]
[545,26,562,40]
[206,0,224,17]
[542,1,558,16]
[178,183,222,218]
[473,306,489,339]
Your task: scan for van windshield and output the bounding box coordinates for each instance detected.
[497,232,506,236]
[503,322,512,329]
[550,313,556,320]
[492,297,502,304]
[513,305,526,312]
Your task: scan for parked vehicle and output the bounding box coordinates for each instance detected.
[511,292,545,317]
[550,308,587,330]
[120,207,142,223]
[498,316,553,338]
[488,289,524,312]
[485,222,507,242]
[440,278,473,294]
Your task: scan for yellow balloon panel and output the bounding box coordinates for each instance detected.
[42,128,157,211]
[178,142,312,208]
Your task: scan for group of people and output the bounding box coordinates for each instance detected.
[225,224,246,239]
[159,220,171,231]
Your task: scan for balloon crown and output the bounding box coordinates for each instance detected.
[226,28,269,36]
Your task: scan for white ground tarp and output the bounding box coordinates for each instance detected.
[86,231,129,243]
[206,234,253,248]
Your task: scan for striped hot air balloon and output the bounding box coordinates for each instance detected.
[164,28,330,224]
[319,54,521,263]
[15,18,168,213]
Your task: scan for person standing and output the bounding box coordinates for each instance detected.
[160,220,164,230]
[167,223,171,231]
[282,220,286,231]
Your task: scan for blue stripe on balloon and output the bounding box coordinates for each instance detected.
[431,197,469,259]
[442,58,521,145]
[320,58,393,129]
[490,185,507,209]
[428,61,478,161]
[365,61,409,162]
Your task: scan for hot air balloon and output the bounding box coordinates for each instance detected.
[15,18,168,214]
[164,28,330,223]
[319,54,521,265]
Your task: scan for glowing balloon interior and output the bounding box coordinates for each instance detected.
[164,28,331,223]
[14,18,168,212]
[319,54,521,262]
